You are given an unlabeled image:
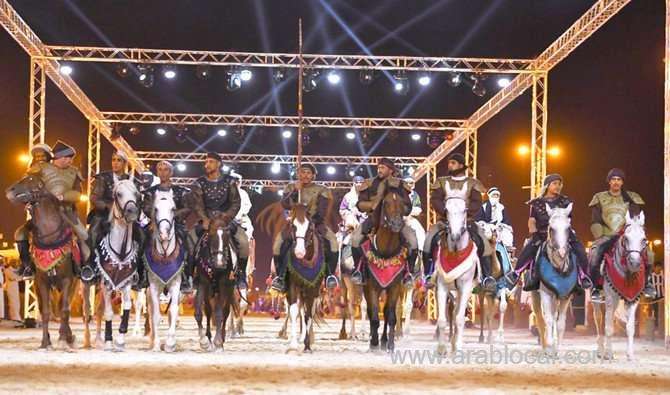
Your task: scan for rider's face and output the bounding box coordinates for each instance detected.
[447,160,464,174]
[53,156,72,169]
[299,167,315,184]
[111,155,126,173]
[608,176,623,192]
[32,150,48,163]
[204,158,221,174]
[156,163,172,183]
[547,180,563,195]
[377,164,392,179]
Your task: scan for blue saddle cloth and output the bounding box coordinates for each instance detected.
[537,250,578,299]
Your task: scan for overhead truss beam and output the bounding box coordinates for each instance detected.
[102,112,467,131]
[39,45,537,74]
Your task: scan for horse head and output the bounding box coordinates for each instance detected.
[208,215,231,269]
[153,189,176,243]
[290,204,313,260]
[7,175,63,245]
[6,175,44,205]
[546,202,573,269]
[380,189,405,234]
[113,179,140,223]
[621,210,647,273]
[444,183,468,244]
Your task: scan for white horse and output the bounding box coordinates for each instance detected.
[146,189,183,352]
[531,203,576,356]
[593,211,647,361]
[434,183,479,355]
[336,219,367,341]
[95,179,141,351]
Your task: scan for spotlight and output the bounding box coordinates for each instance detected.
[359,69,376,85]
[271,162,281,174]
[301,132,311,146]
[277,190,284,197]
[497,77,511,88]
[282,129,292,139]
[116,63,130,78]
[129,125,141,136]
[393,71,409,95]
[447,72,462,87]
[273,68,286,82]
[326,166,336,175]
[240,68,253,82]
[470,74,486,97]
[346,131,356,140]
[361,129,372,148]
[196,64,211,80]
[417,72,431,87]
[348,169,356,177]
[176,163,186,172]
[411,132,421,141]
[137,65,154,88]
[327,70,341,85]
[162,65,177,80]
[175,124,188,144]
[303,69,320,92]
[156,127,167,136]
[217,128,227,137]
[59,64,73,76]
[233,126,246,143]
[445,131,455,141]
[222,164,231,173]
[406,166,415,176]
[227,69,242,91]
[110,124,123,140]
[427,132,443,149]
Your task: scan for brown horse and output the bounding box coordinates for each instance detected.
[284,204,324,353]
[193,215,238,351]
[362,190,407,352]
[6,175,79,350]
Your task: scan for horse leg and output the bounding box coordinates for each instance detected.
[102,287,114,351]
[540,288,556,356]
[453,278,474,353]
[95,285,104,348]
[402,287,414,338]
[35,278,52,350]
[496,291,507,343]
[478,293,485,343]
[148,282,162,352]
[115,284,132,351]
[593,297,605,358]
[363,283,380,350]
[58,276,75,350]
[380,302,389,350]
[218,283,233,352]
[556,296,571,351]
[338,284,348,340]
[238,287,247,335]
[165,279,181,352]
[287,292,300,352]
[303,296,314,353]
[133,288,146,338]
[386,284,401,353]
[359,290,368,340]
[626,300,639,361]
[604,284,617,360]
[213,283,224,351]
[82,282,92,348]
[435,278,448,356]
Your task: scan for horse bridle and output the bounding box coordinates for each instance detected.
[444,196,467,238]
[108,192,139,261]
[380,193,403,230]
[619,225,647,259]
[154,216,176,258]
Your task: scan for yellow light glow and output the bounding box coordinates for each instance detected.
[548,146,561,157]
[517,145,529,156]
[653,239,662,246]
[79,194,89,202]
[18,153,31,164]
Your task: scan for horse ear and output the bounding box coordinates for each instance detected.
[565,202,573,215]
[625,210,632,225]
[638,210,645,225]
[545,203,553,216]
[445,182,452,195]
[459,182,468,197]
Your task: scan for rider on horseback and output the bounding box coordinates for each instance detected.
[339,175,367,230]
[422,153,494,292]
[229,171,255,241]
[14,143,53,278]
[141,161,193,292]
[404,177,426,262]
[83,151,143,283]
[477,187,514,249]
[189,152,249,289]
[505,174,592,291]
[21,141,89,277]
[350,158,417,287]
[271,163,340,291]
[588,168,654,302]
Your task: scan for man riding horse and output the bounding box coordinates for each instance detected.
[83,151,144,283]
[477,187,514,249]
[339,175,367,230]
[588,168,654,302]
[505,174,591,291]
[188,152,248,289]
[14,143,53,277]
[271,162,340,291]
[404,176,426,259]
[422,153,494,292]
[141,161,193,292]
[350,158,417,287]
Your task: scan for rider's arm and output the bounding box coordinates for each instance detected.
[467,187,484,221]
[90,176,110,211]
[188,181,208,222]
[222,180,241,221]
[141,190,154,219]
[280,184,296,210]
[410,193,422,217]
[61,171,83,203]
[429,181,446,218]
[588,194,604,239]
[501,207,512,226]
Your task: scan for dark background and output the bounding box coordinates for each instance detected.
[0,1,664,281]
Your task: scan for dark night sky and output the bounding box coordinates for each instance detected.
[0,1,665,279]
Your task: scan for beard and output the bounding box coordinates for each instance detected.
[448,168,466,176]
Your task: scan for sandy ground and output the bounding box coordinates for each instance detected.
[0,315,669,394]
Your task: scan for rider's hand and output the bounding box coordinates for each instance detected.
[201,218,210,230]
[56,194,64,201]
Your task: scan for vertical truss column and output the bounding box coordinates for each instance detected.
[87,121,101,213]
[28,58,46,148]
[465,128,478,178]
[664,0,670,349]
[530,73,548,198]
[425,163,437,321]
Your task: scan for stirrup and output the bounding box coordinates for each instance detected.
[590,288,604,303]
[643,286,657,299]
[482,276,497,292]
[580,276,593,290]
[503,271,519,287]
[325,275,338,289]
[351,270,363,285]
[271,277,286,292]
[80,265,96,282]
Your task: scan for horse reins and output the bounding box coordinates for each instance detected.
[108,195,138,261]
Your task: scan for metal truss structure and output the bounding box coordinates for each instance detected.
[0,0,639,323]
[101,112,467,131]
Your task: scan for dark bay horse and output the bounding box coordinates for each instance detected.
[6,175,79,350]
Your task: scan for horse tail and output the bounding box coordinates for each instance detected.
[312,297,328,328]
[162,297,171,315]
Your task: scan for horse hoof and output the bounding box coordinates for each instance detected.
[113,341,126,352]
[104,341,114,351]
[338,330,348,340]
[199,337,211,350]
[436,344,448,356]
[165,341,177,353]
[214,347,224,354]
[478,336,485,344]
[303,348,313,354]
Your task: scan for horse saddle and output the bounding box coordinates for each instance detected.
[603,250,646,303]
[361,239,407,289]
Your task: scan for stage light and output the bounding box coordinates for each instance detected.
[240,68,253,82]
[163,66,177,80]
[176,163,186,172]
[445,131,455,141]
[548,146,561,157]
[79,194,89,203]
[217,128,227,137]
[233,126,246,143]
[471,76,486,97]
[417,72,431,86]
[517,145,530,156]
[282,129,292,139]
[302,133,311,146]
[497,77,511,88]
[273,68,286,82]
[653,239,662,246]
[447,72,461,87]
[359,69,376,85]
[361,129,372,148]
[129,125,141,136]
[327,70,341,85]
[156,127,167,136]
[196,64,211,80]
[227,69,242,91]
[18,153,30,164]
[427,132,443,149]
[303,69,320,92]
[271,162,281,174]
[326,166,336,175]
[346,131,356,140]
[116,63,130,78]
[411,132,421,141]
[222,164,231,173]
[393,71,409,95]
[348,169,356,177]
[111,124,123,140]
[138,65,154,88]
[277,190,284,197]
[59,64,73,76]
[406,166,415,176]
[175,124,188,144]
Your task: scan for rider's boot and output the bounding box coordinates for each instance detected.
[422,250,435,289]
[15,240,34,278]
[350,246,365,285]
[403,249,418,289]
[325,250,339,290]
[236,257,248,290]
[271,255,288,292]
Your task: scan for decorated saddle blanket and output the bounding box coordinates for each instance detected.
[362,238,407,288]
[603,248,646,303]
[31,230,81,272]
[144,243,186,286]
[95,237,139,290]
[287,235,325,288]
[537,250,578,299]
